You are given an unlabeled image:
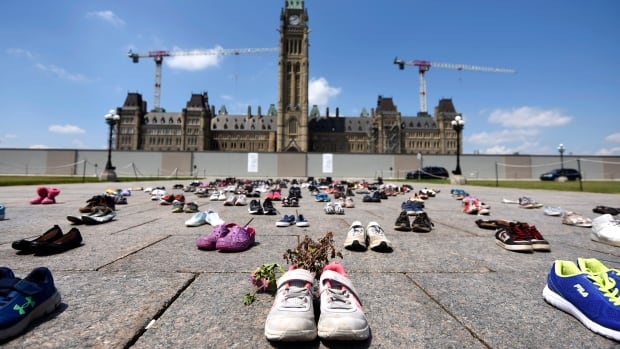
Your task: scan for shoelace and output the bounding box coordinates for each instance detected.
[507,225,531,241]
[282,285,310,308]
[350,225,365,237]
[368,225,386,237]
[324,287,353,309]
[588,272,620,306]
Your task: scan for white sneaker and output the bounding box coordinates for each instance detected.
[343,221,367,251]
[317,263,369,341]
[366,221,392,252]
[264,268,317,341]
[185,211,207,227]
[234,194,247,206]
[591,214,620,246]
[205,210,224,226]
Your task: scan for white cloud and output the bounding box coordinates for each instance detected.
[3,134,17,139]
[35,63,88,82]
[29,144,49,149]
[48,125,86,134]
[488,106,572,128]
[6,48,33,60]
[467,129,540,146]
[605,133,620,143]
[87,10,125,27]
[166,46,224,71]
[596,147,620,155]
[309,77,341,109]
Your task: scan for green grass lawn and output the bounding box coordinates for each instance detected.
[0,176,618,194]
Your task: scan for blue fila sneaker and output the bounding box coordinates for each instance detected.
[543,260,620,341]
[0,267,61,342]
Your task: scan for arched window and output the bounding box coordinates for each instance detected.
[288,118,297,135]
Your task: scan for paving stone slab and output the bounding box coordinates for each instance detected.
[1,270,194,348]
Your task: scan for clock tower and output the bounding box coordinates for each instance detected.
[277,0,309,152]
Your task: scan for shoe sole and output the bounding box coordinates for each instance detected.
[495,239,533,252]
[543,285,620,341]
[369,241,393,252]
[317,325,370,341]
[344,240,366,251]
[265,328,317,342]
[0,291,61,342]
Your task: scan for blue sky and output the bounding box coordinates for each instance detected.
[1,0,619,155]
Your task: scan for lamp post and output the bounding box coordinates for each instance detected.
[99,109,120,181]
[557,144,565,170]
[451,114,465,175]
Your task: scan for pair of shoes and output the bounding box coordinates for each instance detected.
[30,187,60,205]
[248,199,277,215]
[225,195,247,206]
[495,222,550,252]
[281,196,299,207]
[67,207,115,225]
[12,225,83,255]
[543,258,620,341]
[591,214,620,246]
[265,190,282,201]
[315,193,330,202]
[561,211,593,227]
[196,222,255,252]
[79,195,115,213]
[0,267,61,342]
[344,221,392,252]
[264,263,369,342]
[276,213,309,227]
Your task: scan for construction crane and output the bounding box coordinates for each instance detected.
[393,57,516,114]
[128,47,279,111]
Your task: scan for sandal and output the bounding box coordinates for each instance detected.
[561,211,593,228]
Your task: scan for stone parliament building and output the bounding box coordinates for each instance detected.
[114,0,462,156]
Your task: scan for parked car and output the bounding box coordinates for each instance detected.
[540,168,582,181]
[406,166,449,179]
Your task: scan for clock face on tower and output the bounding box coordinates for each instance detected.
[289,15,300,25]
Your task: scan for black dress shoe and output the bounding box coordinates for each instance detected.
[32,227,83,255]
[12,225,64,252]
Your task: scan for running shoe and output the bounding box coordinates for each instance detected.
[317,263,369,341]
[543,260,620,341]
[344,221,367,251]
[264,268,317,341]
[366,222,392,252]
[0,267,61,342]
